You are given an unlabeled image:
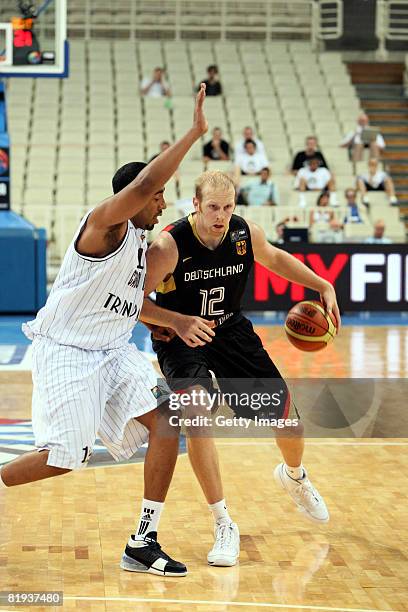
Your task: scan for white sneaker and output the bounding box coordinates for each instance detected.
[274,463,329,524]
[207,521,240,567]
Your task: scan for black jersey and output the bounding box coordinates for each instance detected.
[156,213,254,328]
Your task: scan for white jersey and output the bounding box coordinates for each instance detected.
[23,212,147,350]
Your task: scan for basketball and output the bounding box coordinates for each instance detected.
[284,300,338,352]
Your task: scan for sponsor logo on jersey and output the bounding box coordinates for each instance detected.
[128,270,142,288]
[230,228,248,243]
[236,240,247,255]
[104,292,140,318]
[151,384,168,400]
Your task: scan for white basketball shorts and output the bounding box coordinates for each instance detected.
[30,336,170,469]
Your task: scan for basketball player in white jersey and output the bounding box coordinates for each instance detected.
[0,84,215,577]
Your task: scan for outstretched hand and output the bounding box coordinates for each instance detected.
[193,83,208,137]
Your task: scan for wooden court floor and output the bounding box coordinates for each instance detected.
[0,326,407,612]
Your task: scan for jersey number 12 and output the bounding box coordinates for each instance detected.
[199,287,225,316]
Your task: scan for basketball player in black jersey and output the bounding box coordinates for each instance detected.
[141,170,341,567]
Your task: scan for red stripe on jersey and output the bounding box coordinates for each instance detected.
[163,224,175,232]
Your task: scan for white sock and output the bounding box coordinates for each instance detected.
[0,469,7,488]
[285,463,304,480]
[135,499,164,538]
[209,499,232,524]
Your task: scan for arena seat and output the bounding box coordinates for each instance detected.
[6,39,405,260]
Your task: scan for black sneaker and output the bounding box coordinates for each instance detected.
[120,532,187,577]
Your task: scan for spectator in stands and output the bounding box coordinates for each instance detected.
[149,141,171,162]
[340,113,385,162]
[234,127,266,159]
[323,220,344,244]
[343,188,363,223]
[356,158,398,205]
[275,216,301,243]
[198,65,222,96]
[239,167,279,206]
[309,191,335,227]
[235,139,269,177]
[291,136,329,174]
[141,67,171,98]
[295,156,337,206]
[203,127,230,163]
[275,222,286,244]
[364,219,392,244]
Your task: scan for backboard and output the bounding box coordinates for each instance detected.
[0,0,68,78]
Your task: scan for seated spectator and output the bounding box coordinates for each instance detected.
[343,188,363,223]
[364,219,392,244]
[235,139,269,176]
[275,216,301,243]
[340,113,385,162]
[295,157,337,206]
[309,191,335,226]
[234,127,266,159]
[149,140,171,162]
[239,167,279,206]
[141,67,171,98]
[357,158,398,205]
[203,127,230,163]
[322,219,344,244]
[291,136,329,175]
[275,222,286,244]
[198,65,222,96]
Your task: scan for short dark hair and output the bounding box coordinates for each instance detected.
[207,64,218,73]
[261,166,270,173]
[112,162,147,194]
[244,138,256,148]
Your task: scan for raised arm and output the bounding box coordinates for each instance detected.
[249,221,341,330]
[89,84,208,230]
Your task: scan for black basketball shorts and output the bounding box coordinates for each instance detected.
[154,316,299,421]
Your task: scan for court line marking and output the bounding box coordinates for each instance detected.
[62,596,406,612]
[215,441,408,446]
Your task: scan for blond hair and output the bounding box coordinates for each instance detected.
[195,170,235,201]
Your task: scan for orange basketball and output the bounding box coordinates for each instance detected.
[284,300,338,352]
